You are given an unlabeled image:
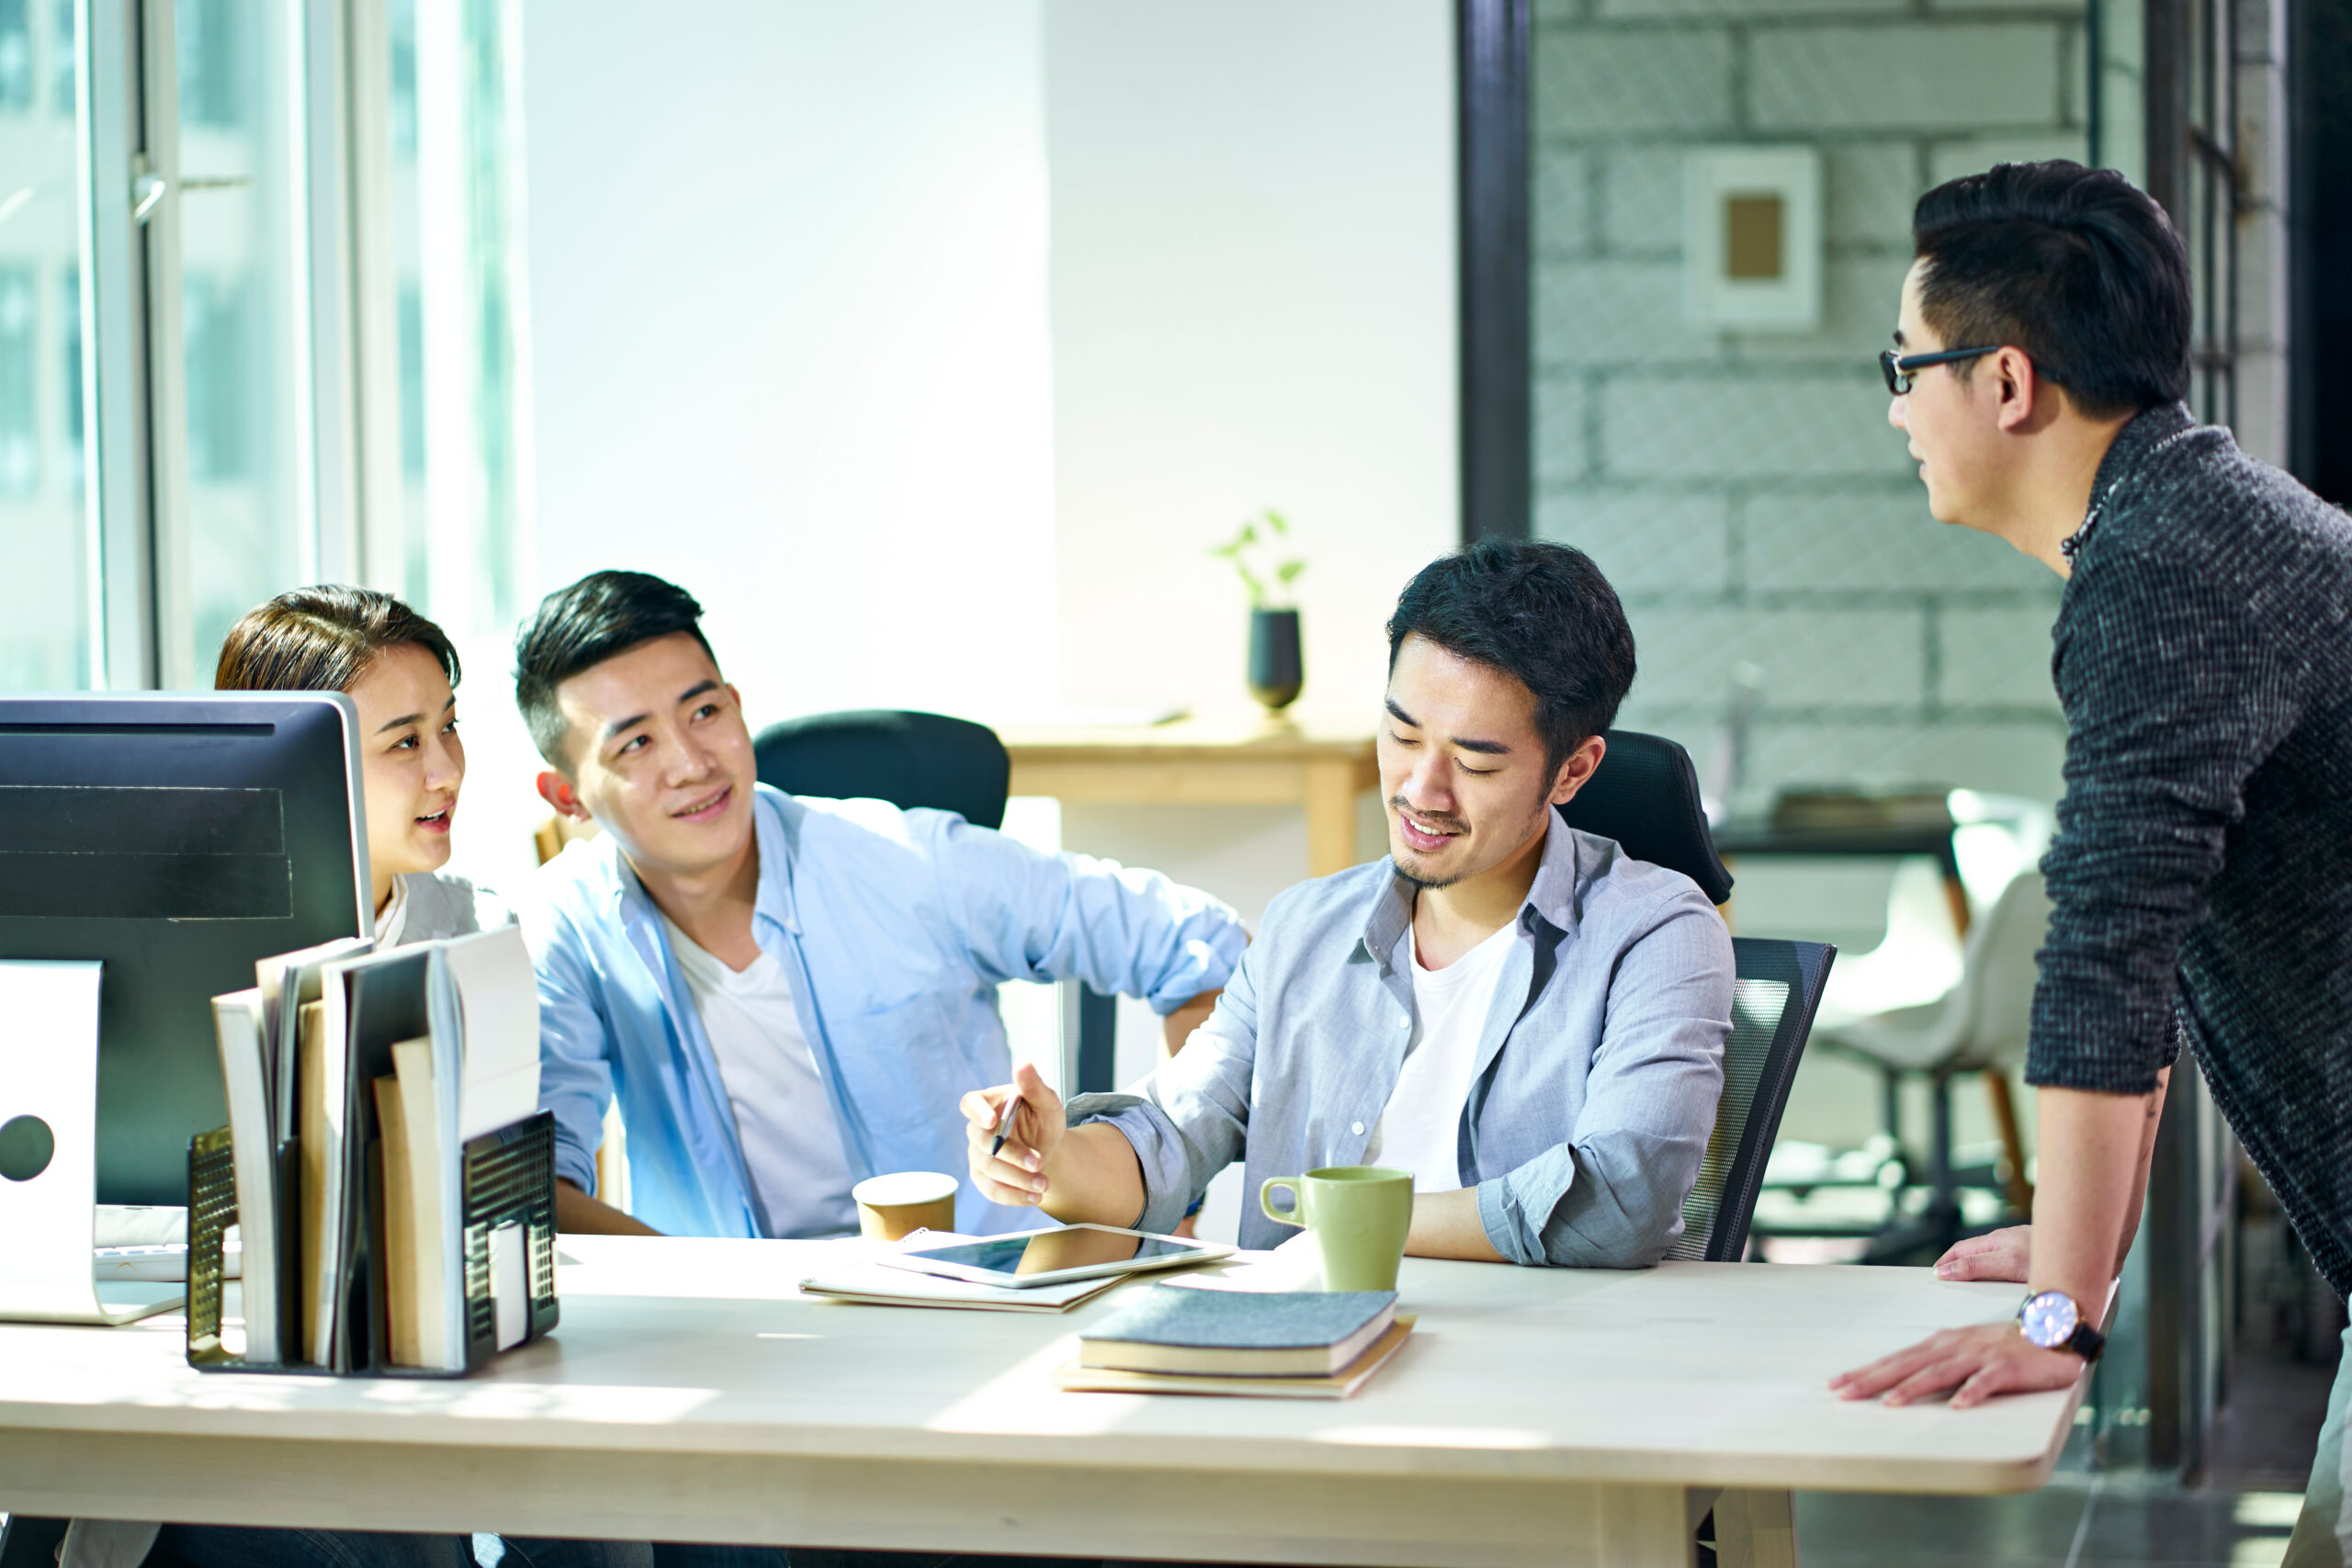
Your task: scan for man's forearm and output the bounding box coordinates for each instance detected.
[2028,1084,2164,1309]
[1038,1122,1150,1228]
[1405,1186,1506,1262]
[2110,1065,2170,1275]
[556,1177,662,1235]
[1160,988,1222,1059]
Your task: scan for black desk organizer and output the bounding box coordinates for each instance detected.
[187,1110,561,1376]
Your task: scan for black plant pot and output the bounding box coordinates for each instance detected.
[1248,607,1304,712]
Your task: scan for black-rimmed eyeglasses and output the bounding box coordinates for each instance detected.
[1879,345,1998,396]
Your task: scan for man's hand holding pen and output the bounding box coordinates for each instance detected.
[963,1061,1066,1208]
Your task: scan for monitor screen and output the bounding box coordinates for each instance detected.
[0,694,369,1202]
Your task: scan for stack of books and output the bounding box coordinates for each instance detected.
[207,926,547,1373]
[1057,1286,1412,1399]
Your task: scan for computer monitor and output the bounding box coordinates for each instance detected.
[0,693,371,1204]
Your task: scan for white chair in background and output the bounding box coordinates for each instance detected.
[1815,868,2052,1261]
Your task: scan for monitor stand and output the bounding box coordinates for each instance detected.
[0,961,183,1325]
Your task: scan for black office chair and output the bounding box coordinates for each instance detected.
[0,1516,67,1568]
[1554,730,1831,1262]
[1556,728,1735,904]
[752,709,1011,829]
[1669,937,1837,1261]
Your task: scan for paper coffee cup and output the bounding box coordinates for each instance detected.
[853,1170,959,1241]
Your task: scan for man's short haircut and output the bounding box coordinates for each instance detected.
[215,584,460,696]
[1385,539,1636,772]
[1911,160,2191,420]
[514,570,717,770]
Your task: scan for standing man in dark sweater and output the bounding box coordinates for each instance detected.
[1828,161,2352,1558]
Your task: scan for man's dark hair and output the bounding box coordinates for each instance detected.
[1385,539,1635,772]
[1911,161,2191,420]
[514,570,718,770]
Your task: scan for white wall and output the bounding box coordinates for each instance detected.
[520,1,1059,739]
[506,2,1456,906]
[1043,0,1459,723]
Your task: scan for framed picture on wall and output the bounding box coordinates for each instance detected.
[1684,147,1823,333]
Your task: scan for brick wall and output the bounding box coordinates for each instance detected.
[1530,0,2104,811]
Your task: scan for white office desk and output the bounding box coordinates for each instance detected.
[0,1237,2081,1568]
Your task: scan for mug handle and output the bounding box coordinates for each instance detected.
[1260,1177,1307,1228]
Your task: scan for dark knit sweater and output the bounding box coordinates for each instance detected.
[2030,401,2352,1298]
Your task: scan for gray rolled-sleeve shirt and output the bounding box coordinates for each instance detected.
[1068,819,1734,1267]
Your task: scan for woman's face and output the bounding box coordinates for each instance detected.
[345,641,465,896]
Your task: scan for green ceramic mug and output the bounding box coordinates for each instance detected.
[1259,1166,1415,1292]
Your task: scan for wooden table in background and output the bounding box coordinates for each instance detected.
[1000,715,1381,878]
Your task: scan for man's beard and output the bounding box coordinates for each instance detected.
[1389,795,1469,890]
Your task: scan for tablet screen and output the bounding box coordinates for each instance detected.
[900,1227,1206,1279]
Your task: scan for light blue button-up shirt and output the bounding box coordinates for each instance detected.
[1069,820,1734,1267]
[524,784,1246,1238]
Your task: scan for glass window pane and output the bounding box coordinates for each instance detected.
[175,0,311,678]
[386,0,529,635]
[0,0,92,688]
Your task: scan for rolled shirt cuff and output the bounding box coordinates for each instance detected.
[1064,1091,1191,1233]
[1476,1173,1545,1266]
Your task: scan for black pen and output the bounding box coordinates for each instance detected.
[989,1081,1023,1159]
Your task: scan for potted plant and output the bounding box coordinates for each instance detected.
[1210,509,1306,713]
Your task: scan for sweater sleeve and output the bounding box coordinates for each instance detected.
[2030,540,2307,1095]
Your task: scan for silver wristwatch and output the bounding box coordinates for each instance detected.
[2017,1289,2106,1362]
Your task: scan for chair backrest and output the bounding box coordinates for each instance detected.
[1668,937,1836,1262]
[1556,729,1735,905]
[1948,868,2051,1070]
[752,709,1012,830]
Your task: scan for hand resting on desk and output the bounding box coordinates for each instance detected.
[1933,1224,2031,1283]
[556,1178,664,1235]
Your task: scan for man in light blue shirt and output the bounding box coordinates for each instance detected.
[966,541,1734,1267]
[514,570,1244,1238]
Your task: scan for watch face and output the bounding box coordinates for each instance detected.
[2019,1290,2080,1348]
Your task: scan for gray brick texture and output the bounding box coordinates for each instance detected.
[1532,3,2084,809]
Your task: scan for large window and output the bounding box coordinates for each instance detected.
[0,0,91,689]
[173,0,312,681]
[383,0,530,637]
[0,0,529,696]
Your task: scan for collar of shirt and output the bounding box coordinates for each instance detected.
[1359,812,1577,973]
[2064,400,2199,562]
[605,785,807,952]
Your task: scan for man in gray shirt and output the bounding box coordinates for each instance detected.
[962,541,1735,1268]
[1829,161,2352,1566]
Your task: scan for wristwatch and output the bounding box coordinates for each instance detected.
[2016,1290,2106,1362]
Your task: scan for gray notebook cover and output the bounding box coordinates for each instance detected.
[1082,1287,1396,1350]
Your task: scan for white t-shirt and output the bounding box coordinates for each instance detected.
[1365,916,1520,1193]
[658,913,859,1239]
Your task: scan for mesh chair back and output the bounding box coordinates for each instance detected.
[1668,937,1836,1262]
[752,710,1011,830]
[1556,729,1734,905]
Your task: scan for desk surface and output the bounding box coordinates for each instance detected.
[0,1239,2082,1565]
[2,1237,2076,1480]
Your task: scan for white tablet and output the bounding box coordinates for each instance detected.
[875,1224,1231,1289]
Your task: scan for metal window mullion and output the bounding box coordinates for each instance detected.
[137,0,194,689]
[303,0,363,586]
[345,0,405,592]
[78,0,155,691]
